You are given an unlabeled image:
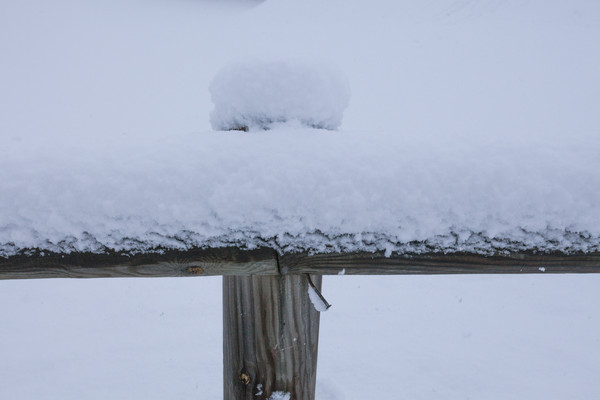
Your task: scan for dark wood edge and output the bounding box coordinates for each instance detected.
[0,247,279,280]
[279,251,600,275]
[2,248,600,280]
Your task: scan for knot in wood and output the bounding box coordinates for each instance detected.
[239,372,251,385]
[187,266,204,274]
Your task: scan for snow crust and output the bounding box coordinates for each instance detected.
[210,61,350,131]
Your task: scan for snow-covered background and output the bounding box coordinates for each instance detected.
[1,275,599,399]
[1,0,599,398]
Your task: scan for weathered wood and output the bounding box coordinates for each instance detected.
[2,249,600,280]
[280,251,600,275]
[0,248,278,280]
[223,275,321,400]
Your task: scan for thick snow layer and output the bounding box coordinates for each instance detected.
[1,0,600,257]
[210,61,350,131]
[1,129,599,257]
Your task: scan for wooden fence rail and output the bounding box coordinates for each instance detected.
[2,248,600,280]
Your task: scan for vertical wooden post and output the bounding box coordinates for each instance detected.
[223,275,322,400]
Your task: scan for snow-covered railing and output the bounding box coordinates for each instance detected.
[3,0,600,398]
[3,128,600,400]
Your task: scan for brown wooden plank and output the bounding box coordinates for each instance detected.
[0,247,278,280]
[223,274,321,400]
[279,251,600,275]
[2,248,600,280]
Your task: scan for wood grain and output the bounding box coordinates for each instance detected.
[0,247,278,280]
[2,249,600,280]
[279,251,600,275]
[223,274,321,400]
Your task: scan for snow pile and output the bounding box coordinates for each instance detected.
[209,61,350,131]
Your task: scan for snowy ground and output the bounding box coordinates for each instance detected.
[1,275,599,399]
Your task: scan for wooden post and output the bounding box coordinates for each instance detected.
[223,275,322,400]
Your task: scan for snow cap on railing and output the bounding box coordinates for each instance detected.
[209,60,351,131]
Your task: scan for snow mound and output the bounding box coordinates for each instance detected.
[209,61,351,131]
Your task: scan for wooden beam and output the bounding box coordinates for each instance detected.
[279,252,600,275]
[2,249,600,280]
[223,274,321,400]
[0,248,278,280]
